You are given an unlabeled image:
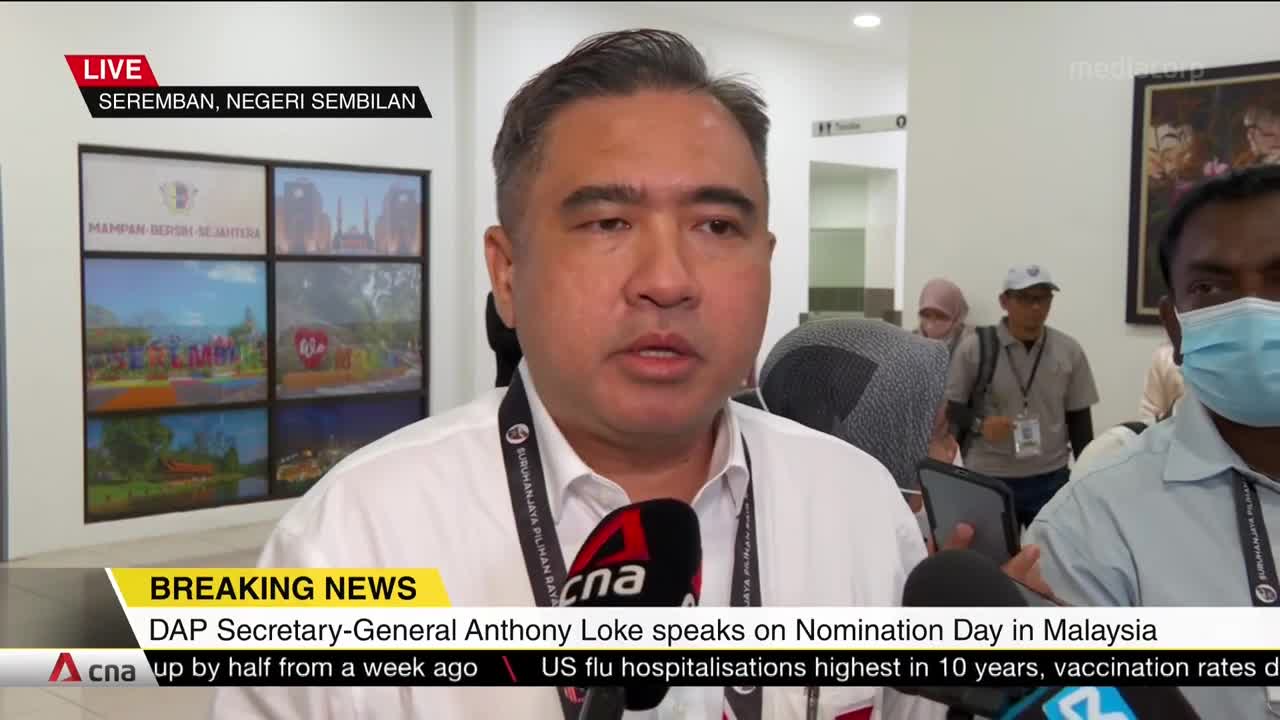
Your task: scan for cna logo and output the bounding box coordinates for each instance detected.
[49,653,82,683]
[48,652,137,684]
[505,423,530,445]
[159,180,198,214]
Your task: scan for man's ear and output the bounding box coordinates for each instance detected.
[998,291,1010,314]
[484,225,517,329]
[1159,294,1182,365]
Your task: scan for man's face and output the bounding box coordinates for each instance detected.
[1245,107,1280,163]
[1000,285,1054,339]
[487,90,774,443]
[1146,123,1194,180]
[1160,193,1280,360]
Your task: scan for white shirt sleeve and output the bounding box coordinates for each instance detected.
[207,525,357,720]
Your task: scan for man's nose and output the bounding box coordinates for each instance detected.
[625,220,700,309]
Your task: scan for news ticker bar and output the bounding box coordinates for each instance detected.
[13,650,1280,688]
[76,87,432,118]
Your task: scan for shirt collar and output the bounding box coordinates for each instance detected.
[1164,387,1276,486]
[515,361,751,523]
[996,318,1045,349]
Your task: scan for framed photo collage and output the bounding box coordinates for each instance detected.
[79,146,429,523]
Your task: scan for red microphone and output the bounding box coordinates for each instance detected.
[563,499,703,718]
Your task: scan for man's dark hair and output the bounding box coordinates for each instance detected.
[492,28,770,231]
[1160,164,1280,293]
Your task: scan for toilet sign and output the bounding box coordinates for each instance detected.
[813,114,907,137]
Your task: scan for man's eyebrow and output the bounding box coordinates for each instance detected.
[560,184,645,211]
[686,185,757,216]
[1182,259,1236,275]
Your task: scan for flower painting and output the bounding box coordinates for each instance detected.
[1128,61,1280,324]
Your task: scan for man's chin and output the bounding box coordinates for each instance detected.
[605,398,722,437]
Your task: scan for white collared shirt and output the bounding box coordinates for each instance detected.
[211,364,943,720]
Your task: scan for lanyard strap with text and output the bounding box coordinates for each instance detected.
[499,372,765,720]
[1232,472,1280,607]
[1005,335,1047,410]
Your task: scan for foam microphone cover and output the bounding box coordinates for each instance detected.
[759,318,950,492]
[562,499,702,711]
[903,549,1027,607]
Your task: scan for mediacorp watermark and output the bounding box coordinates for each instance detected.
[1069,57,1206,82]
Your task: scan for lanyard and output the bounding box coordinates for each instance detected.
[1230,473,1280,716]
[499,372,769,720]
[1004,335,1047,411]
[1232,472,1280,607]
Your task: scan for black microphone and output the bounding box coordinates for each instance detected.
[900,550,1201,719]
[561,499,702,719]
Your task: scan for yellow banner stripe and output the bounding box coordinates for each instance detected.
[111,569,451,607]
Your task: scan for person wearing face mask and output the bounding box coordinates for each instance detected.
[1019,165,1280,720]
[915,277,973,357]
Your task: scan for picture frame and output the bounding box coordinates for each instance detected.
[85,407,270,523]
[78,145,431,523]
[274,261,424,400]
[272,394,425,498]
[1127,60,1280,325]
[83,258,269,413]
[81,149,267,255]
[273,165,425,257]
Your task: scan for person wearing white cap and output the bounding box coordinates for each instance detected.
[944,264,1100,529]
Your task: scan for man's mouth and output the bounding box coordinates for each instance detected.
[623,333,698,358]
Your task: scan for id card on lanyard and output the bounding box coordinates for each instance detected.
[498,373,813,720]
[1231,473,1280,715]
[1006,338,1047,459]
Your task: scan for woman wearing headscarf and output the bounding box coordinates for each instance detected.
[915,277,972,357]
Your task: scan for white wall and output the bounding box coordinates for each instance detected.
[0,2,462,557]
[864,169,898,291]
[810,177,868,228]
[808,55,908,308]
[466,1,830,393]
[904,2,1280,429]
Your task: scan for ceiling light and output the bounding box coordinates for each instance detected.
[852,14,881,29]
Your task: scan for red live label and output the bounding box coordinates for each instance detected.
[65,55,157,87]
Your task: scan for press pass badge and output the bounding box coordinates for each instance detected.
[1013,412,1042,458]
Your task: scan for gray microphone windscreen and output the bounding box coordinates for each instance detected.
[759,318,950,490]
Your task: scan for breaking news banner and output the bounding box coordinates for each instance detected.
[65,54,431,118]
[6,568,1280,692]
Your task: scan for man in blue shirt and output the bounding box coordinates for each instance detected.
[1026,165,1280,719]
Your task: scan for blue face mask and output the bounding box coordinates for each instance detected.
[1177,297,1280,427]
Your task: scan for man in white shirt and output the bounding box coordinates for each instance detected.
[212,29,941,720]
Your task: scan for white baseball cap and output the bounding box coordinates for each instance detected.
[1003,264,1060,292]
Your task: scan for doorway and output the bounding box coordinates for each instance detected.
[807,161,900,325]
